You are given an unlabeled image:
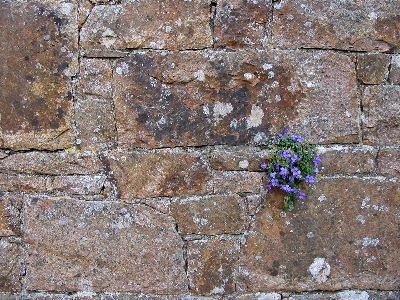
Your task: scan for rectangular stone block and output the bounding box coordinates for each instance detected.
[0,194,22,236]
[0,175,52,193]
[0,152,101,175]
[53,175,106,195]
[388,55,400,84]
[356,54,390,84]
[187,237,240,295]
[23,196,187,293]
[237,178,400,292]
[171,195,246,235]
[213,171,262,194]
[318,146,376,175]
[213,0,271,49]
[79,59,113,98]
[377,148,400,177]
[273,0,400,52]
[0,0,78,150]
[114,50,358,148]
[80,0,212,51]
[362,85,400,145]
[0,238,21,293]
[103,151,210,199]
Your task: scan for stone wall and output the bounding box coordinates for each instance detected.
[0,0,399,299]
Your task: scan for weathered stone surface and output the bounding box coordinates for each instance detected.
[0,238,21,293]
[237,178,400,292]
[171,195,246,235]
[288,290,400,300]
[318,146,376,175]
[23,196,187,293]
[273,0,400,52]
[80,1,212,51]
[104,151,210,199]
[357,54,390,84]
[187,238,240,295]
[377,148,400,177]
[362,85,400,145]
[213,171,262,194]
[114,50,358,148]
[0,152,101,175]
[0,194,22,236]
[209,146,268,171]
[75,97,117,151]
[213,0,271,49]
[0,175,52,193]
[0,293,19,300]
[224,293,281,300]
[53,175,106,195]
[79,59,113,98]
[78,0,93,29]
[388,55,400,84]
[0,0,78,150]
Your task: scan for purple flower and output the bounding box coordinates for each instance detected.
[266,185,272,190]
[275,162,281,169]
[271,178,279,186]
[306,175,315,183]
[280,129,290,138]
[314,167,319,174]
[269,172,276,179]
[298,192,306,200]
[291,167,302,179]
[289,176,295,183]
[290,187,299,194]
[291,154,300,164]
[280,184,292,192]
[282,149,291,160]
[279,167,288,178]
[313,156,321,165]
[290,135,304,142]
[260,161,268,170]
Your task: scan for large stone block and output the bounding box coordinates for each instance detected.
[53,175,106,195]
[78,59,113,98]
[171,195,246,235]
[362,85,400,145]
[377,148,400,177]
[0,238,21,293]
[23,196,187,293]
[356,54,390,84]
[213,0,271,49]
[0,0,78,150]
[237,178,400,292]
[80,1,212,51]
[114,50,358,148]
[273,0,400,52]
[103,151,210,199]
[0,175,52,193]
[389,55,400,84]
[0,194,22,236]
[0,152,101,175]
[213,171,262,194]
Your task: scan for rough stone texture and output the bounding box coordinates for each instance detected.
[53,175,106,195]
[388,55,400,84]
[187,238,240,295]
[75,97,117,151]
[103,151,210,199]
[79,59,113,98]
[362,85,400,145]
[213,0,271,49]
[78,0,93,29]
[318,146,376,175]
[237,178,400,292]
[0,0,77,150]
[80,1,212,51]
[0,175,52,193]
[288,290,400,300]
[273,0,400,52]
[171,195,246,235]
[0,238,21,293]
[0,194,22,236]
[356,54,390,84]
[213,171,262,194]
[377,148,400,177]
[114,50,358,148]
[0,152,101,175]
[23,196,187,293]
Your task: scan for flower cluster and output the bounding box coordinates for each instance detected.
[261,129,321,210]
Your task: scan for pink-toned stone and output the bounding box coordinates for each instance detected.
[213,171,262,194]
[75,97,117,151]
[377,148,400,177]
[213,0,271,49]
[318,146,376,175]
[187,238,240,295]
[356,54,390,84]
[23,196,188,293]
[0,238,21,293]
[53,175,106,195]
[0,194,22,236]
[237,178,400,292]
[0,152,101,175]
[79,59,113,98]
[114,50,358,148]
[103,151,210,199]
[388,55,400,84]
[78,0,93,29]
[171,195,246,235]
[224,293,281,300]
[362,85,400,145]
[0,175,52,193]
[0,0,78,150]
[80,1,212,51]
[273,0,400,52]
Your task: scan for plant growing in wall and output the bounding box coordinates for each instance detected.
[261,129,321,210]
